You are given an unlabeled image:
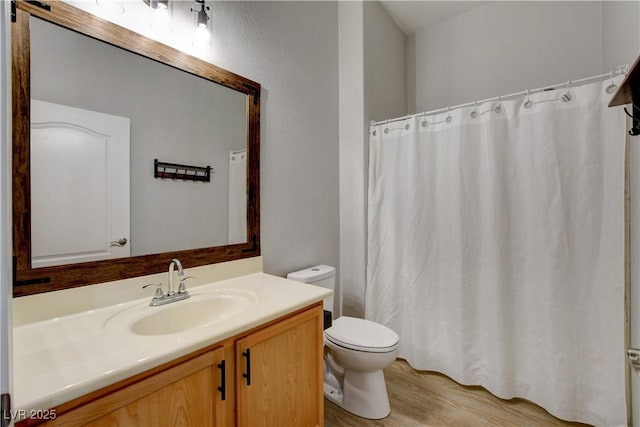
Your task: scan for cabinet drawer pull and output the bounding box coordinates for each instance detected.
[217,360,226,401]
[242,349,251,386]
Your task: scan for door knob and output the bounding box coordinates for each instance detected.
[110,237,128,247]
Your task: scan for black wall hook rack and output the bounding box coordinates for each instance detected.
[154,159,212,182]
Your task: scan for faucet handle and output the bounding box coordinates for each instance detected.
[143,283,164,299]
[178,276,195,294]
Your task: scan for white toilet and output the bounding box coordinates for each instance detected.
[287,265,400,420]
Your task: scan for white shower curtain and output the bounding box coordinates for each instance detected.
[366,78,626,426]
[228,149,246,244]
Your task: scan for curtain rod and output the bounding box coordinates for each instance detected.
[371,65,630,127]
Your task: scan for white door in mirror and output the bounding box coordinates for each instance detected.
[30,99,130,268]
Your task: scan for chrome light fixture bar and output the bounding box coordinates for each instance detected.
[143,0,168,10]
[192,0,210,27]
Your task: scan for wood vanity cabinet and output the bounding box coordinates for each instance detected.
[32,346,231,427]
[24,303,323,427]
[236,304,324,427]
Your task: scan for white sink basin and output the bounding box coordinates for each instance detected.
[105,288,258,336]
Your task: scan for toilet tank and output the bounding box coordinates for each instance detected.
[287,265,335,314]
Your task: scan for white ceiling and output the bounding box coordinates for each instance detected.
[379,1,491,36]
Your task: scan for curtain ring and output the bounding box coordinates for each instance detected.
[606,71,618,94]
[403,115,410,131]
[524,89,534,109]
[562,92,573,103]
[562,81,573,103]
[420,111,429,128]
[470,100,478,119]
[445,106,452,123]
[494,96,503,114]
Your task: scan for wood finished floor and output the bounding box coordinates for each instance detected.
[324,359,591,427]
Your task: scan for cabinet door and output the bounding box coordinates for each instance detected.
[43,347,228,427]
[85,368,214,427]
[236,304,323,427]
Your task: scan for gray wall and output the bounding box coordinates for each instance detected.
[409,1,640,113]
[603,1,640,71]
[339,2,406,317]
[30,18,246,255]
[339,1,366,318]
[364,1,407,123]
[208,2,340,278]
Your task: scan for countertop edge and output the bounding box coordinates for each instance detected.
[13,272,332,414]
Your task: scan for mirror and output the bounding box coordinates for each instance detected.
[12,0,261,296]
[30,16,248,266]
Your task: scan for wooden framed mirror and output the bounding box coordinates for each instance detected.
[12,0,260,297]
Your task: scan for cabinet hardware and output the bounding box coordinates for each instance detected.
[242,349,251,385]
[217,360,226,401]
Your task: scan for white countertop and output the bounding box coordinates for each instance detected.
[13,272,331,414]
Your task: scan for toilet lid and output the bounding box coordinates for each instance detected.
[324,316,399,353]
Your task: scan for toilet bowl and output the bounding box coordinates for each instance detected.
[287,265,400,420]
[323,316,399,419]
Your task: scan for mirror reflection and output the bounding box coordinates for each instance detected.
[30,16,247,268]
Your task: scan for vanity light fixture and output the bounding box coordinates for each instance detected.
[144,0,172,34]
[192,0,211,49]
[143,0,169,10]
[193,0,210,28]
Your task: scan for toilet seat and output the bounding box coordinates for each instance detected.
[325,316,399,353]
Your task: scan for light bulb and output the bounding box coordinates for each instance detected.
[193,25,211,49]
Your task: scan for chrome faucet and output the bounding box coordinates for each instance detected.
[168,258,184,296]
[142,258,191,306]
